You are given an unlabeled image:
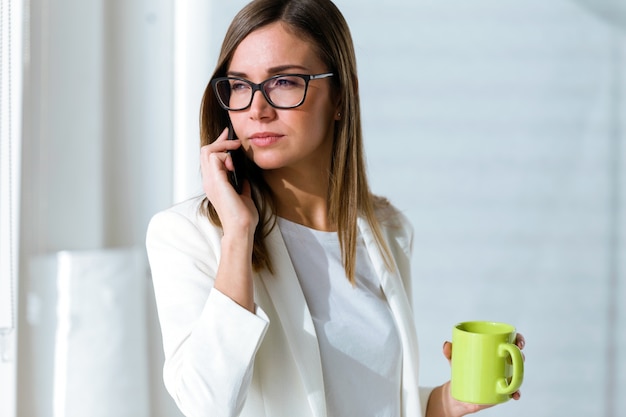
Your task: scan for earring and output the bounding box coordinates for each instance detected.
[337,112,342,118]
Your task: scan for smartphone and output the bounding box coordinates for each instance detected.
[227,120,246,194]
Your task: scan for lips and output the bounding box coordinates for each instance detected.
[249,132,284,147]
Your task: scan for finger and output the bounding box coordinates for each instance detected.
[223,151,233,172]
[200,142,242,167]
[511,390,522,401]
[214,126,229,142]
[200,145,227,172]
[202,139,241,156]
[516,333,526,350]
[202,127,240,152]
[202,151,229,183]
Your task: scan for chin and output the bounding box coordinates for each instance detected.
[250,155,287,171]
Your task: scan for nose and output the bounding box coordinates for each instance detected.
[248,88,274,120]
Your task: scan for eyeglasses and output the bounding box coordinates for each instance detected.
[211,73,334,111]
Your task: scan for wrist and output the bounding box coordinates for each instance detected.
[221,216,257,241]
[426,383,464,417]
[215,230,255,313]
[221,228,255,251]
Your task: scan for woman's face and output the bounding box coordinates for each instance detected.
[226,22,339,177]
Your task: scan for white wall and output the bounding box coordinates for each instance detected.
[346,2,625,416]
[363,3,625,417]
[15,1,626,417]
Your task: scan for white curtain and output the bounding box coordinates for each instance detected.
[0,0,23,415]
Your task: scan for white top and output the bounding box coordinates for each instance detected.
[278,217,402,417]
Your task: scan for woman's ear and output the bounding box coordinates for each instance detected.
[334,75,357,121]
[333,92,343,121]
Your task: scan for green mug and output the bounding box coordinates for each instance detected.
[451,321,524,404]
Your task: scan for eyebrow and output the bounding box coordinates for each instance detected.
[227,64,310,78]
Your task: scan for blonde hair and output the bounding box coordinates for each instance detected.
[199,0,393,282]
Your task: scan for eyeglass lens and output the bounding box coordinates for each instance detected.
[215,75,308,110]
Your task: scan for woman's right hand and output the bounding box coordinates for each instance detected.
[200,127,259,239]
[201,127,259,312]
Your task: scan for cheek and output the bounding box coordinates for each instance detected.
[303,97,337,136]
[298,114,334,150]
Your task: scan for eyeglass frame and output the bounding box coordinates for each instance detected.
[210,72,334,111]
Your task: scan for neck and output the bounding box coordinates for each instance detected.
[264,166,335,232]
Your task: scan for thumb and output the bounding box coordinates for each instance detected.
[443,341,452,364]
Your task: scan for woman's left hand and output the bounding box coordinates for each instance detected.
[426,334,525,417]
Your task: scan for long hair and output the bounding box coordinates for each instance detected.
[199,0,393,282]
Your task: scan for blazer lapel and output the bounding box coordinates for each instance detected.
[256,226,327,417]
[357,217,411,311]
[357,217,423,417]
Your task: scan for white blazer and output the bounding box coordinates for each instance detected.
[146,196,433,417]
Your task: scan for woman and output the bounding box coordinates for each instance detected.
[146,1,524,416]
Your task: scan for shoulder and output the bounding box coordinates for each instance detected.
[371,195,413,235]
[148,196,203,230]
[368,195,414,259]
[146,195,222,248]
[153,195,206,219]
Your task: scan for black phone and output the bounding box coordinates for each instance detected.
[227,120,246,194]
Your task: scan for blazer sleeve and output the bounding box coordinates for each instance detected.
[146,206,269,417]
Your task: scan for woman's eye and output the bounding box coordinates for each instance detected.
[271,76,302,89]
[230,81,249,92]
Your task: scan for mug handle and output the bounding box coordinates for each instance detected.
[495,343,524,395]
